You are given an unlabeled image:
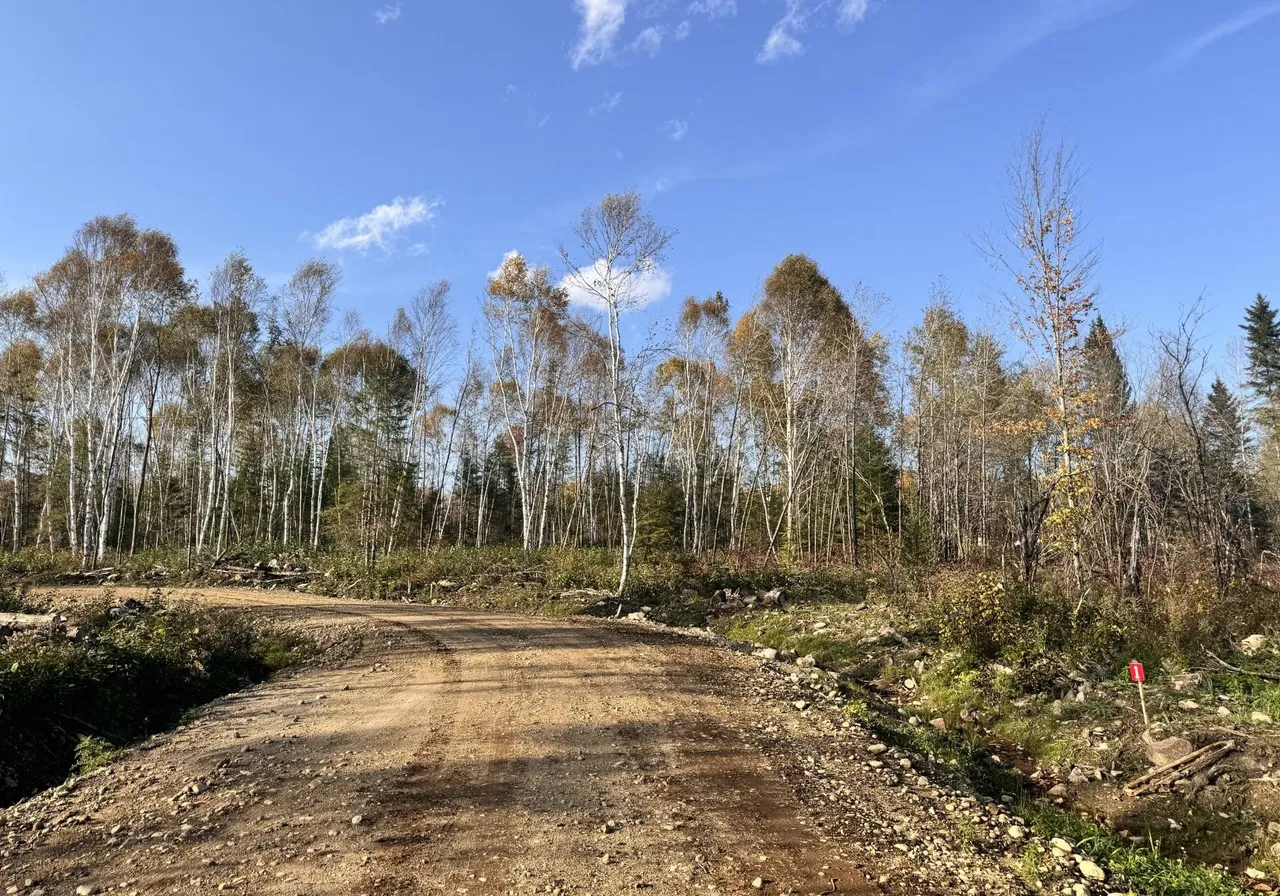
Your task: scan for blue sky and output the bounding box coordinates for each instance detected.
[1,0,1277,371]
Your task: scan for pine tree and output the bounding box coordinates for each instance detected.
[1241,293,1280,399]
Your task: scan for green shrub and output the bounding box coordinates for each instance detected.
[0,600,313,804]
[935,573,1025,661]
[73,736,122,775]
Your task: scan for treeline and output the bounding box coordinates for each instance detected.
[0,126,1273,601]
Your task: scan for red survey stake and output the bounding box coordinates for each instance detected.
[1129,660,1150,728]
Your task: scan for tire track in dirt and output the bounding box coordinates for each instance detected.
[2,588,978,895]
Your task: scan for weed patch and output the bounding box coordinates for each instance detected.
[0,593,313,803]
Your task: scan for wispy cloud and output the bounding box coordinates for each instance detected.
[907,0,1135,105]
[674,19,692,39]
[664,118,689,141]
[571,0,628,69]
[590,91,625,114]
[631,25,666,55]
[560,259,673,311]
[836,0,868,28]
[689,0,736,18]
[373,4,401,25]
[310,196,439,254]
[1158,2,1280,71]
[538,114,551,128]
[503,83,518,100]
[758,0,807,63]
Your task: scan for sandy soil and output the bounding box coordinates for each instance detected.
[1,589,1034,896]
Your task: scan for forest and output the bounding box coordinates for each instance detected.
[0,124,1274,630]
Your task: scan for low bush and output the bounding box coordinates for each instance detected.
[0,593,313,803]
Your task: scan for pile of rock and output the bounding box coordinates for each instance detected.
[709,587,785,615]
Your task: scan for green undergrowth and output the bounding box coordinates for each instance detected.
[0,589,314,804]
[859,700,1244,896]
[717,597,1247,896]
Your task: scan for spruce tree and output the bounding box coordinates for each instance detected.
[1082,315,1131,422]
[1241,293,1280,399]
[1204,377,1248,481]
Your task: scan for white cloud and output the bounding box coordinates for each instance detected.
[373,4,401,24]
[654,177,672,193]
[560,259,673,311]
[538,114,551,128]
[408,242,429,257]
[1159,1,1280,71]
[631,25,666,55]
[503,83,518,100]
[674,19,692,39]
[836,0,868,28]
[590,91,624,114]
[664,119,689,141]
[757,0,807,62]
[571,0,628,69]
[311,195,439,254]
[688,0,736,18]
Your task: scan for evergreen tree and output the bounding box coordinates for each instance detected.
[1241,293,1280,399]
[1204,378,1248,482]
[1081,315,1131,423]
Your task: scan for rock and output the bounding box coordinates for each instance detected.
[1242,634,1268,655]
[751,877,764,889]
[793,700,808,711]
[1247,868,1268,880]
[929,717,947,732]
[1047,784,1068,798]
[1252,711,1275,725]
[1171,672,1206,693]
[351,814,364,825]
[1068,767,1090,784]
[812,621,827,630]
[625,612,647,621]
[761,588,785,607]
[1143,734,1193,767]
[1177,699,1201,711]
[1007,825,1025,840]
[1218,706,1232,717]
[754,648,779,661]
[75,886,99,896]
[1050,837,1073,857]
[903,678,917,691]
[1077,859,1106,882]
[866,743,888,755]
[796,655,817,668]
[602,819,619,834]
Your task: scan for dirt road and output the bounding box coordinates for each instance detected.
[2,590,1034,896]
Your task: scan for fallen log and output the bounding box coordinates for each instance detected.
[0,612,56,629]
[1125,739,1237,795]
[1203,649,1280,683]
